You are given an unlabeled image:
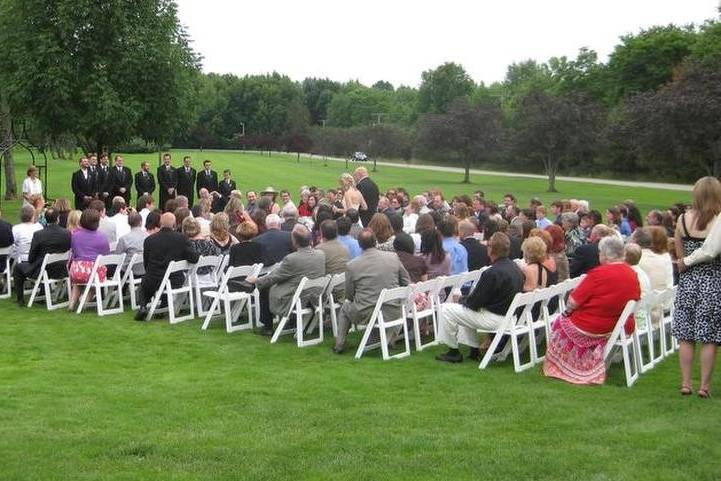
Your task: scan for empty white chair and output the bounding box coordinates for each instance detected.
[634,290,664,373]
[76,254,126,315]
[190,255,224,317]
[271,275,331,347]
[0,246,12,299]
[119,253,145,310]
[477,291,538,372]
[355,285,413,360]
[201,263,262,333]
[657,287,677,356]
[324,272,346,337]
[145,260,195,323]
[409,278,442,351]
[26,251,71,310]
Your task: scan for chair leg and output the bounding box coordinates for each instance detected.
[76,278,94,314]
[354,318,378,359]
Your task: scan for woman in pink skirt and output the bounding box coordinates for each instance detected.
[68,208,110,311]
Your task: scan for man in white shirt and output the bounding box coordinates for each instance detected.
[89,199,117,245]
[11,205,43,262]
[108,197,131,240]
[137,194,155,230]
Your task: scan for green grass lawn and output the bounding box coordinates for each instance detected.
[1,150,715,480]
[0,149,690,221]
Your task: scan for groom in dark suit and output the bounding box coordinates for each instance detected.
[157,153,177,212]
[176,156,197,207]
[354,166,379,227]
[134,161,156,199]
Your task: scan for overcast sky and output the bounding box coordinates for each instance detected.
[176,0,719,87]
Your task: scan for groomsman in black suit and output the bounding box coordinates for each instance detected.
[109,155,132,206]
[134,161,156,199]
[196,159,219,199]
[176,156,197,207]
[216,169,236,212]
[157,153,177,212]
[71,157,96,210]
[96,153,112,209]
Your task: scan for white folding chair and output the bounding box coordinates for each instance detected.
[459,267,486,295]
[26,251,71,310]
[190,255,224,317]
[0,246,12,299]
[603,300,641,387]
[76,254,126,316]
[657,287,677,356]
[433,274,464,320]
[409,278,442,351]
[475,291,538,372]
[146,260,195,323]
[118,253,145,310]
[355,285,413,360]
[201,263,262,332]
[325,272,346,337]
[633,290,664,373]
[271,275,331,347]
[540,283,566,343]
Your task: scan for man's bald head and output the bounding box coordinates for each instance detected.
[160,212,176,229]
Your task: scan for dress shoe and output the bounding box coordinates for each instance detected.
[435,351,463,363]
[134,309,148,321]
[467,348,482,362]
[332,346,346,355]
[258,326,274,337]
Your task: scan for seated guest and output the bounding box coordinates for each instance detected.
[115,211,148,274]
[246,225,326,336]
[333,229,411,353]
[458,219,489,271]
[625,243,652,329]
[68,209,111,311]
[346,208,362,239]
[209,213,236,254]
[196,198,213,237]
[183,216,220,284]
[336,216,361,260]
[13,208,71,305]
[254,214,293,266]
[436,233,525,363]
[108,197,131,240]
[134,213,200,320]
[411,213,436,255]
[520,236,558,292]
[569,224,614,278]
[394,234,427,283]
[420,229,451,280]
[137,194,155,230]
[281,204,299,232]
[89,200,117,245]
[561,212,586,258]
[635,227,674,291]
[174,207,192,232]
[543,236,641,385]
[368,213,394,251]
[403,198,421,234]
[11,205,42,263]
[52,198,71,228]
[535,205,552,230]
[0,208,13,280]
[229,221,263,267]
[316,219,350,275]
[545,224,570,281]
[66,210,82,233]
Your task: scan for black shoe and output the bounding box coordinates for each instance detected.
[134,309,148,321]
[16,298,25,307]
[258,326,274,337]
[468,348,482,362]
[435,351,463,363]
[332,346,346,355]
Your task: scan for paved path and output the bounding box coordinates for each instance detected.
[201,149,693,192]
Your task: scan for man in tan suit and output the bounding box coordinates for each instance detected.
[247,224,326,336]
[333,228,410,353]
[316,219,350,275]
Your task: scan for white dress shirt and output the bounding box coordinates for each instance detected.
[11,222,43,262]
[108,213,131,240]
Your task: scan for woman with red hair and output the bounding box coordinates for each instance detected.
[545,224,569,281]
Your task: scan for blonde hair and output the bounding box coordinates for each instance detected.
[182,216,201,238]
[67,210,82,232]
[692,176,721,230]
[340,173,355,189]
[521,236,547,264]
[210,212,230,241]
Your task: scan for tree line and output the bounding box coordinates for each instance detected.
[1,1,720,198]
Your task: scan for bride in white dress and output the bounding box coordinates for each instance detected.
[337,173,367,215]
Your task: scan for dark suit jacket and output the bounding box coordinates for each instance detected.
[109,166,133,203]
[356,176,379,226]
[25,224,71,278]
[510,237,522,260]
[196,170,219,196]
[71,169,96,209]
[216,179,236,212]
[142,227,199,287]
[134,171,156,198]
[229,241,263,267]
[461,237,490,271]
[254,228,293,266]
[157,165,178,208]
[0,219,13,268]
[96,165,112,200]
[569,242,600,278]
[176,167,197,204]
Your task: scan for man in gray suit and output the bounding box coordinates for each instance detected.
[247,224,326,336]
[333,228,410,353]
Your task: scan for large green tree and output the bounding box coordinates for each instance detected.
[417,62,475,114]
[0,0,200,155]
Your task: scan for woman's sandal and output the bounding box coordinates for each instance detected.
[698,388,711,399]
[680,386,694,396]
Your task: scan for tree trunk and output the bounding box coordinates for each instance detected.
[545,156,558,193]
[462,156,470,184]
[1,96,17,200]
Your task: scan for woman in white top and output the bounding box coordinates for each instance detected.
[403,198,421,234]
[635,227,674,291]
[22,166,43,206]
[338,173,367,214]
